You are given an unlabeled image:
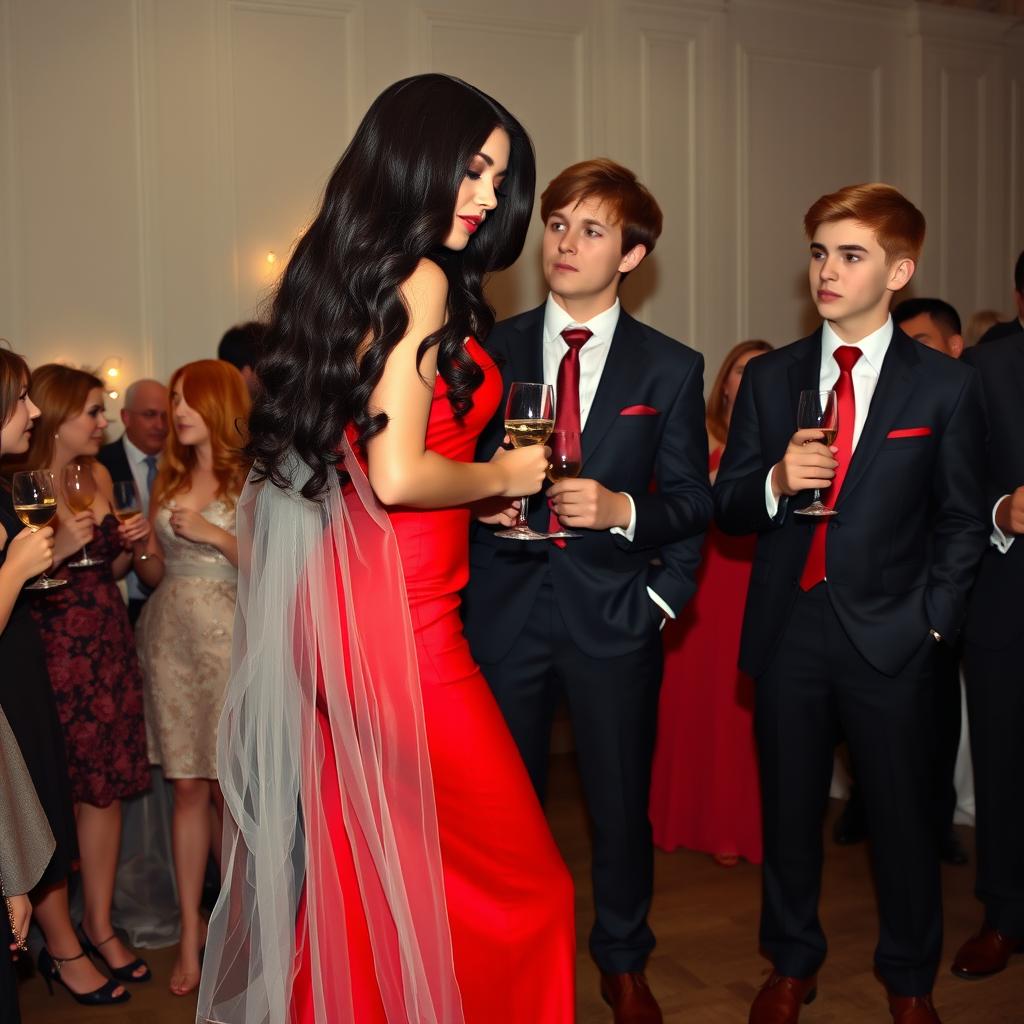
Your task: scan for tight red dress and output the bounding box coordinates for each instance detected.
[648,446,763,864]
[291,338,576,1023]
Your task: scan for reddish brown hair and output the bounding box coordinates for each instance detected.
[540,158,663,256]
[804,183,925,263]
[707,339,773,448]
[151,359,251,510]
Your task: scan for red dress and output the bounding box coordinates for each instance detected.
[291,338,575,1023]
[649,446,763,863]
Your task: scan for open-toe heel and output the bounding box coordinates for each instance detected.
[37,948,131,1005]
[78,925,152,983]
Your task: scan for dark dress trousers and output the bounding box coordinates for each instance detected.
[713,326,989,995]
[462,305,711,973]
[961,331,1024,937]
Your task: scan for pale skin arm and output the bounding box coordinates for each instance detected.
[0,523,56,630]
[365,260,548,508]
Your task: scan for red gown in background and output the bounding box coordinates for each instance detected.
[649,446,763,864]
[291,338,576,1023]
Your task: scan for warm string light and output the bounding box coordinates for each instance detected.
[100,357,122,401]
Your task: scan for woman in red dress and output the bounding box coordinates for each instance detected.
[649,340,773,867]
[197,75,575,1024]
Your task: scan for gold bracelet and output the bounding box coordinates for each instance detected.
[1,876,27,953]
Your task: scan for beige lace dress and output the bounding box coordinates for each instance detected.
[137,499,237,779]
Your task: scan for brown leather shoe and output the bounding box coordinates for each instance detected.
[951,925,1024,979]
[888,992,942,1022]
[599,971,663,1024]
[748,971,817,1024]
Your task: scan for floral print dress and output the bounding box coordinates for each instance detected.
[30,514,150,807]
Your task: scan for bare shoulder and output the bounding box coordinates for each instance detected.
[400,258,449,320]
[91,458,114,492]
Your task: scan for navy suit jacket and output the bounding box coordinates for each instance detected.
[962,331,1024,649]
[97,437,133,484]
[714,326,989,678]
[462,305,711,661]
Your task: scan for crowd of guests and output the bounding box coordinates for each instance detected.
[0,149,1021,1024]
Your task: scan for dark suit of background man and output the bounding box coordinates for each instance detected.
[463,160,711,1024]
[978,248,1024,345]
[97,378,168,625]
[950,329,1024,980]
[714,184,989,1024]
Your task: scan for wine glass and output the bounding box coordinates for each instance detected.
[793,389,839,517]
[494,382,554,541]
[62,463,104,567]
[545,429,583,540]
[10,471,67,590]
[113,480,142,524]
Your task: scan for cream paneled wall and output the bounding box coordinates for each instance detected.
[1,0,1022,411]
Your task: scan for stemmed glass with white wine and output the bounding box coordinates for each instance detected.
[11,470,67,590]
[62,463,104,567]
[793,389,839,517]
[494,382,554,541]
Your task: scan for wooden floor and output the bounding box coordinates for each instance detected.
[18,753,1021,1023]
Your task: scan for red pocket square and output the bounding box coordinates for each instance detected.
[887,427,932,438]
[620,405,658,416]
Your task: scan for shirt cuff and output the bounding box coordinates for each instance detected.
[610,492,637,543]
[765,467,780,519]
[648,587,675,628]
[991,495,1016,553]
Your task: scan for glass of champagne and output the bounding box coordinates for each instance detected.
[793,389,839,517]
[10,470,67,590]
[494,382,554,541]
[62,463,104,567]
[545,428,583,540]
[113,480,142,524]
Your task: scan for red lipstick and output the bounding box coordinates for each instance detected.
[459,215,481,233]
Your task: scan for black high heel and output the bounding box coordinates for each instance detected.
[37,947,131,1005]
[77,924,152,983]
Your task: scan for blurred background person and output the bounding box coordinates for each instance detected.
[97,378,169,626]
[135,359,249,997]
[965,309,1003,349]
[977,248,1024,344]
[216,321,264,397]
[10,364,153,991]
[0,350,129,1006]
[649,339,772,867]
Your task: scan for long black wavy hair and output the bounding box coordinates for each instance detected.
[249,73,536,499]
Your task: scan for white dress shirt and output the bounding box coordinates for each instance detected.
[541,294,674,619]
[765,316,894,518]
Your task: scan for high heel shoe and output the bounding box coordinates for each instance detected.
[37,947,131,1005]
[78,924,152,982]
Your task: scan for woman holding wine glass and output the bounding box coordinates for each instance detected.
[9,363,153,991]
[0,349,130,1006]
[132,359,250,997]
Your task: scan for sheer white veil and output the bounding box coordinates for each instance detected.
[196,440,463,1023]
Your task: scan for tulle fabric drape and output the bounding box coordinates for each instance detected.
[196,442,463,1024]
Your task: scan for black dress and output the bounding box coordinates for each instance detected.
[0,492,77,887]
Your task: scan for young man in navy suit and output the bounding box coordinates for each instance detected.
[714,184,989,1024]
[463,159,711,1024]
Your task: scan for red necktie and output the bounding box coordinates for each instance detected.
[799,344,862,591]
[549,327,592,540]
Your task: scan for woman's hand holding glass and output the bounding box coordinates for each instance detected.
[52,510,96,566]
[490,442,550,501]
[4,525,56,584]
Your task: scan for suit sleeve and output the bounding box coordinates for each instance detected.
[625,351,713,614]
[713,361,786,536]
[924,367,990,639]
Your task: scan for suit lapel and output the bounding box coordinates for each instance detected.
[787,330,824,418]
[580,313,648,468]
[837,328,921,505]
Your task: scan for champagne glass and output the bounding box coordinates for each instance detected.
[545,428,583,540]
[10,471,67,590]
[112,480,141,523]
[494,382,554,541]
[62,463,104,567]
[793,389,839,517]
